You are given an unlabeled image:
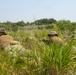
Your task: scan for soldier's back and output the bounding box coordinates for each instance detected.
[0,35,19,47]
[50,36,64,45]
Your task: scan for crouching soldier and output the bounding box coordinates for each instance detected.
[0,28,25,56]
[47,31,64,45]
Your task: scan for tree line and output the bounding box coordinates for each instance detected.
[0,18,76,32]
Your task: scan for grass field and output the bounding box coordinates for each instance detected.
[0,29,76,75]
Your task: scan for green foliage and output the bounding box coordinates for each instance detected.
[16,21,25,26]
[34,18,57,25]
[0,18,76,34]
[0,30,76,75]
[0,18,76,75]
[57,20,70,30]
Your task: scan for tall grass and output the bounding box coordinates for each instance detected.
[0,29,76,75]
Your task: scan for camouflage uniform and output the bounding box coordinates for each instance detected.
[47,31,64,45]
[0,28,25,55]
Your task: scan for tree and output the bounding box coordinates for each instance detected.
[48,18,57,24]
[17,21,25,26]
[34,18,57,25]
[57,20,71,31]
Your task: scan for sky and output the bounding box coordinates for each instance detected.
[0,0,76,22]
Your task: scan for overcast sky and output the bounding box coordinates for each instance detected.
[0,0,76,22]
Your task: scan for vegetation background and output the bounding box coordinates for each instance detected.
[0,18,76,75]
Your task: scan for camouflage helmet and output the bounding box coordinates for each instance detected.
[0,28,6,35]
[47,31,58,37]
